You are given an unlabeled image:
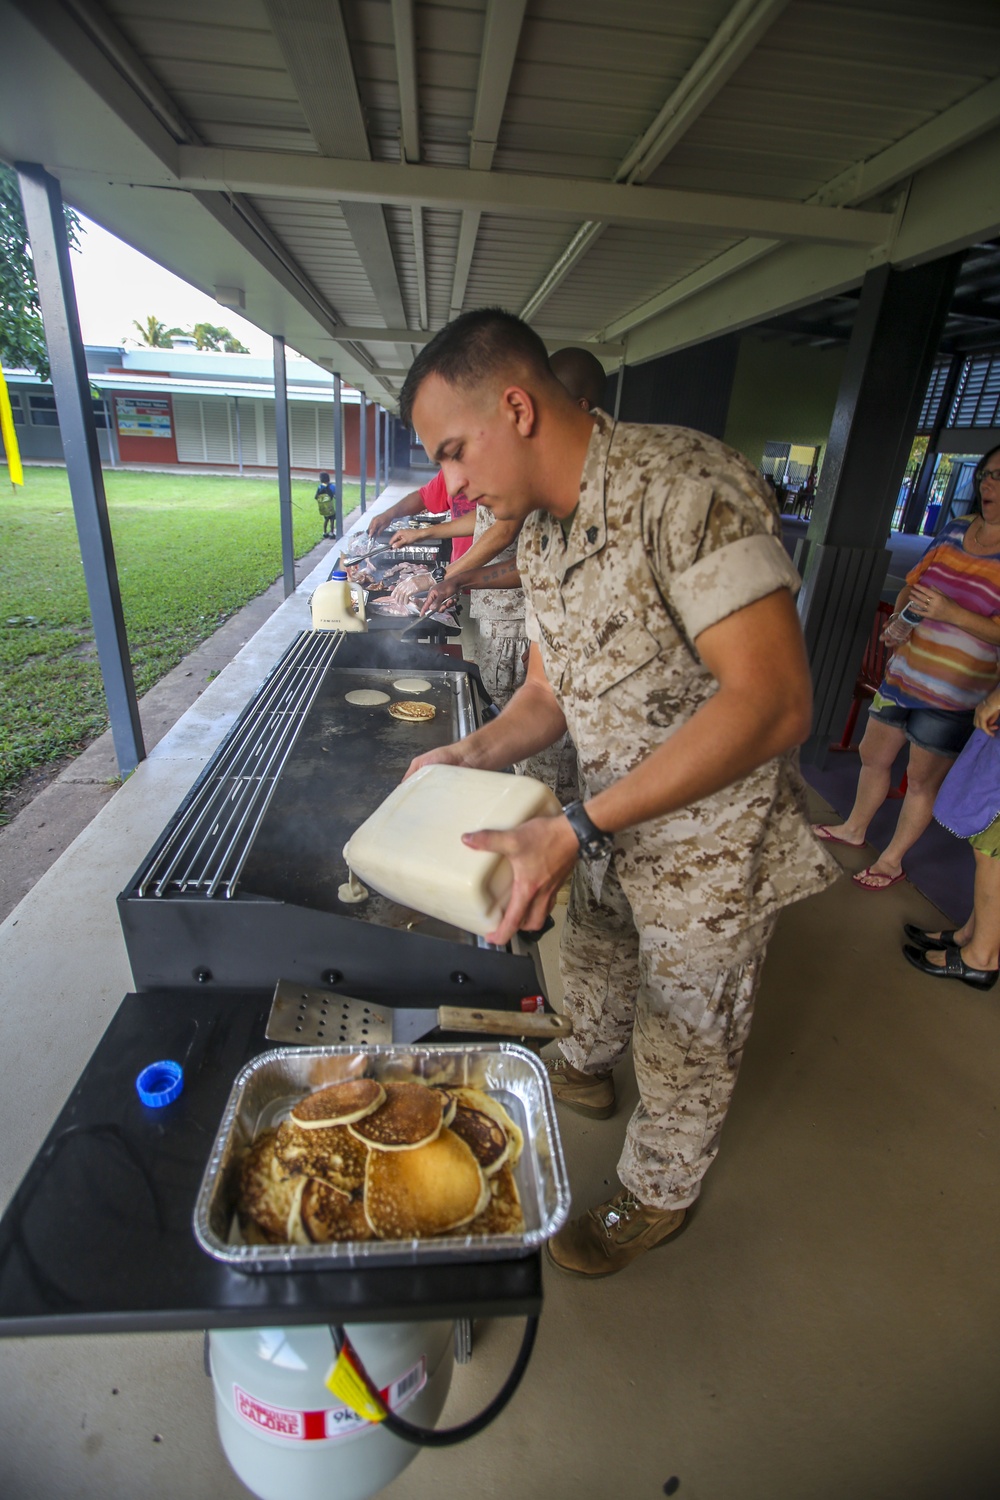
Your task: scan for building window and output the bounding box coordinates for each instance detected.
[948,356,1000,429]
[28,393,60,426]
[9,394,25,425]
[26,392,109,427]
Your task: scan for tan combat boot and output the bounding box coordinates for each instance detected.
[545,1188,689,1277]
[543,1057,616,1119]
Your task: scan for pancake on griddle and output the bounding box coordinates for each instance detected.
[440,1086,523,1167]
[349,1080,444,1151]
[448,1101,511,1176]
[387,699,436,722]
[469,1163,525,1237]
[238,1129,308,1243]
[364,1127,489,1239]
[274,1118,369,1193]
[301,1179,373,1243]
[291,1078,384,1129]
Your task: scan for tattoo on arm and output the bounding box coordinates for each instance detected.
[479,561,521,589]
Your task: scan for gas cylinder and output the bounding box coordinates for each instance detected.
[209,1320,454,1500]
[311,570,368,631]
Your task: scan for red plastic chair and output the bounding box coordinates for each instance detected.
[831,601,894,752]
[831,599,908,798]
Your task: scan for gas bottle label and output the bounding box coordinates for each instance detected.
[232,1358,425,1444]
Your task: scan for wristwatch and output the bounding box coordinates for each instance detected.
[562,800,614,862]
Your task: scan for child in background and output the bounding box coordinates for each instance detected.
[315,471,337,538]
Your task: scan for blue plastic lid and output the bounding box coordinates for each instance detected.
[329,569,348,580]
[136,1059,184,1108]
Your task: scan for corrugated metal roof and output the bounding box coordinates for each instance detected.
[2,0,1000,402]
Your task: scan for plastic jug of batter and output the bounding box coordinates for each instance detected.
[311,570,368,632]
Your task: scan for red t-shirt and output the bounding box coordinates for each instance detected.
[419,470,475,560]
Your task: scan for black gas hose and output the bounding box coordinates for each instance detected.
[330,1315,538,1447]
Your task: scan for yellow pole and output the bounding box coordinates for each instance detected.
[0,360,25,485]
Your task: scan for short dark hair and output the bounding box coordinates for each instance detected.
[400,308,552,427]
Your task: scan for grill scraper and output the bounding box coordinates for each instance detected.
[266,979,572,1046]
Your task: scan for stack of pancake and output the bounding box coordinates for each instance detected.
[237,1075,525,1246]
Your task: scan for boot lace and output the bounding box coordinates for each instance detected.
[597,1191,642,1237]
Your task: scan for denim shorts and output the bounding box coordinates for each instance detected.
[868,690,974,759]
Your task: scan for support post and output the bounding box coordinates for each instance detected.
[359,392,367,513]
[374,406,382,494]
[333,372,344,538]
[383,408,391,486]
[799,253,963,762]
[272,335,295,598]
[16,163,145,777]
[234,395,243,476]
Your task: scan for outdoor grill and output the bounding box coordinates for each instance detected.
[118,629,546,1006]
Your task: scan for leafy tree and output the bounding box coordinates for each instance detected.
[131,314,173,348]
[0,165,81,379]
[191,321,250,353]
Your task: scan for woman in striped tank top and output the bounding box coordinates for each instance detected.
[814,446,1000,891]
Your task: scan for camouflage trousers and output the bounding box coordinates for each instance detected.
[474,617,578,799]
[559,857,775,1210]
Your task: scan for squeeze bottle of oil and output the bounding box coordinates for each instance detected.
[310,570,368,632]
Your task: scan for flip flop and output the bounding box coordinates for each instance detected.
[902,923,957,951]
[813,825,865,848]
[852,867,906,892]
[902,943,999,990]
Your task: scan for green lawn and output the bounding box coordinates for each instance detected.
[0,465,361,814]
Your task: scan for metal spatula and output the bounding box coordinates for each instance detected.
[266,979,572,1046]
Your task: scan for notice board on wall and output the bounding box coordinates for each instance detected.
[115,396,173,438]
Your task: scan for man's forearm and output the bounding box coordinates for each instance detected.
[447,559,522,593]
[449,681,567,770]
[448,516,522,576]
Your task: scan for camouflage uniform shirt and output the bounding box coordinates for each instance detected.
[519,410,839,957]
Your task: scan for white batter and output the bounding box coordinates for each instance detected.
[391,677,432,693]
[344,689,390,706]
[338,870,370,904]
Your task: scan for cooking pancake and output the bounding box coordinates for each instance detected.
[291,1078,385,1129]
[448,1101,511,1176]
[441,1087,523,1166]
[349,1080,444,1151]
[391,677,432,693]
[301,1179,373,1243]
[344,689,391,706]
[469,1163,525,1237]
[238,1130,307,1243]
[387,700,436,722]
[274,1118,369,1193]
[364,1127,489,1239]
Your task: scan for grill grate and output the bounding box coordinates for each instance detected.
[138,630,345,899]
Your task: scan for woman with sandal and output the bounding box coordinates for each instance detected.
[902,680,1000,990]
[814,447,1000,891]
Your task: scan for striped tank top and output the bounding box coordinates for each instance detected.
[882,517,1000,712]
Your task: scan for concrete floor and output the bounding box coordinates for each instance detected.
[1,494,998,1500]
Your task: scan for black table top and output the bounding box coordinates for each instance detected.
[0,989,542,1338]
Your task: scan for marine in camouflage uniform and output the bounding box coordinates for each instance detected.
[520,409,839,1211]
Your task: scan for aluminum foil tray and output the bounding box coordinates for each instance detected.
[193,1044,570,1272]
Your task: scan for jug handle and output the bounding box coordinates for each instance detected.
[350,582,367,624]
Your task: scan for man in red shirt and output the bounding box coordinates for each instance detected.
[366,469,476,561]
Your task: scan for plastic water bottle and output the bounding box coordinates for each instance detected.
[881,601,923,646]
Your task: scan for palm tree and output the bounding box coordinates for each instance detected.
[131,315,172,348]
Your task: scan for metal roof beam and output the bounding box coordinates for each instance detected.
[519,0,789,322]
[164,149,890,246]
[264,0,412,360]
[603,77,1000,343]
[312,326,624,355]
[451,0,528,320]
[390,0,427,330]
[617,0,792,185]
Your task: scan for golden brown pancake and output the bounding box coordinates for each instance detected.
[291,1078,385,1129]
[301,1180,373,1243]
[441,1087,523,1167]
[274,1119,369,1193]
[448,1102,511,1176]
[387,700,436,722]
[349,1080,444,1151]
[238,1130,307,1243]
[469,1163,525,1237]
[364,1127,489,1239]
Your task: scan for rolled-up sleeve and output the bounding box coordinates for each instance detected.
[671,533,801,641]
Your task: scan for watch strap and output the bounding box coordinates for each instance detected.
[562,800,613,861]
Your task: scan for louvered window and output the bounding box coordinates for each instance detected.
[174,396,235,463]
[917,363,950,431]
[948,356,1000,428]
